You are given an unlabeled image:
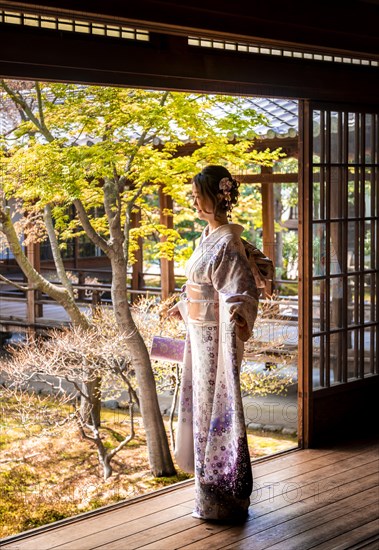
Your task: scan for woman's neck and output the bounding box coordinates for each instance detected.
[207,216,229,233]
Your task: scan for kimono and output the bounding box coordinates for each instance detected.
[175,223,259,521]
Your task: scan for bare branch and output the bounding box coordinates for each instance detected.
[113,363,140,408]
[0,452,40,464]
[64,376,89,400]
[108,432,134,459]
[0,273,32,291]
[35,81,46,130]
[76,417,97,443]
[103,177,121,235]
[73,198,112,256]
[124,91,170,174]
[169,362,180,451]
[108,392,135,459]
[123,181,148,260]
[0,80,55,142]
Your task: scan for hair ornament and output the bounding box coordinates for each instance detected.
[219,177,233,211]
[219,177,233,193]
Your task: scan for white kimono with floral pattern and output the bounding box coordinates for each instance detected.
[175,223,259,521]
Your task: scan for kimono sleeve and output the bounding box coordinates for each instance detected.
[211,236,259,341]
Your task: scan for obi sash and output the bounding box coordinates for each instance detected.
[181,282,219,323]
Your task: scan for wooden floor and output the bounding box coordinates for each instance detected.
[1,438,378,550]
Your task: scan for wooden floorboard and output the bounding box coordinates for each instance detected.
[177,470,379,550]
[312,521,379,550]
[1,438,378,550]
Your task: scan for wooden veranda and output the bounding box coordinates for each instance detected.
[1,436,378,550]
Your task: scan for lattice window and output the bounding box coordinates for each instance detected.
[188,36,379,68]
[308,107,378,388]
[0,10,149,42]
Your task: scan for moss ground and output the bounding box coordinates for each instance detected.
[0,401,297,538]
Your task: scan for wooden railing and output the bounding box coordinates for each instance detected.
[0,264,300,333]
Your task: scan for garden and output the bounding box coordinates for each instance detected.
[0,80,299,537]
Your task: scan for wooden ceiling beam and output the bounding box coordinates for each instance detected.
[160,138,299,158]
[0,27,378,103]
[1,1,378,57]
[238,173,298,184]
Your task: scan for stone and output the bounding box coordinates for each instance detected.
[102,399,119,410]
[247,422,263,431]
[262,424,283,433]
[282,427,298,436]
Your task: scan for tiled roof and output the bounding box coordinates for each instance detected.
[0,92,301,139]
[246,98,299,136]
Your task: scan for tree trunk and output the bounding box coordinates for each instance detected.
[43,203,74,297]
[110,247,176,476]
[80,376,102,429]
[98,175,175,476]
[0,206,88,326]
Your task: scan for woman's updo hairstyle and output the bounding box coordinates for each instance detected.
[192,165,240,220]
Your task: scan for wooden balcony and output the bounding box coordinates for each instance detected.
[1,437,378,549]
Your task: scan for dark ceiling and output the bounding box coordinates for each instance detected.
[1,1,378,56]
[0,1,378,102]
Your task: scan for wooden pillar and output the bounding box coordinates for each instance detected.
[158,187,175,300]
[77,270,86,302]
[131,207,144,303]
[26,242,43,325]
[73,236,79,269]
[261,166,275,295]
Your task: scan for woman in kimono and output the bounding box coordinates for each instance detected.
[169,165,259,522]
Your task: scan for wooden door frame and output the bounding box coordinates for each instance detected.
[298,100,312,447]
[298,100,379,447]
